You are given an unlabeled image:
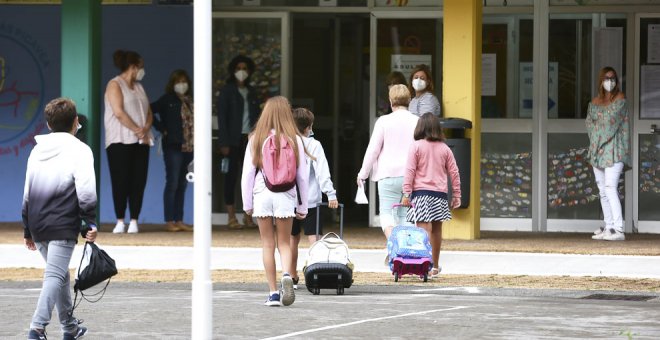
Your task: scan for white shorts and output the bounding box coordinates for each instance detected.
[252,189,297,219]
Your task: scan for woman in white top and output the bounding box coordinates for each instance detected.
[104,49,153,234]
[408,64,441,117]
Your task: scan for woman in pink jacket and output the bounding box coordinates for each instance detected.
[401,112,461,278]
[357,84,419,240]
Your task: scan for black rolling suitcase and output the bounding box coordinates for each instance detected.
[302,203,353,295]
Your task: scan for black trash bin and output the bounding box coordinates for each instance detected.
[438,117,472,209]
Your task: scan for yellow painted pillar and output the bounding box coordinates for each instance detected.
[442,0,482,240]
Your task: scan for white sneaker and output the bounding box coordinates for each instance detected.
[591,232,605,240]
[593,226,605,235]
[112,221,125,234]
[127,220,139,233]
[603,228,625,241]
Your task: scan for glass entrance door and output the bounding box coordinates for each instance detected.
[635,15,660,233]
[368,11,443,227]
[290,13,370,225]
[545,13,629,233]
[211,12,290,224]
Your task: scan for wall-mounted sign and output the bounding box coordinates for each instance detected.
[482,53,497,97]
[390,54,432,81]
[519,62,558,118]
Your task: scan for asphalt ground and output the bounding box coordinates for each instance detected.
[2,281,660,340]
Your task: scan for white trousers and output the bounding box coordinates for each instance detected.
[592,162,624,232]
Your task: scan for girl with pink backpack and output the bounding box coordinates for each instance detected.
[241,96,309,307]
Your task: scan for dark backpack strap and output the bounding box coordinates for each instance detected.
[296,181,302,206]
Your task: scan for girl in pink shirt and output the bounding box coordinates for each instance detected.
[401,112,461,278]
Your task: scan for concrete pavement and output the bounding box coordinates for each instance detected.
[1,281,659,339]
[3,244,660,279]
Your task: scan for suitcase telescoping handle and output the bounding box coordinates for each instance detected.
[391,202,416,225]
[316,202,344,239]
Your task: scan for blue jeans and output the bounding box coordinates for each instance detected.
[163,145,193,222]
[31,239,78,333]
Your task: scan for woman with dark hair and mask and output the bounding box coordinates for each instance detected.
[104,49,153,234]
[151,69,195,232]
[217,55,261,229]
[408,64,441,117]
[587,66,631,242]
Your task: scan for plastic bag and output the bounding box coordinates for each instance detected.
[355,183,368,204]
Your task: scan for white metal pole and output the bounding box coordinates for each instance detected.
[192,0,213,338]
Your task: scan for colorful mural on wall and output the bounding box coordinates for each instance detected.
[0,21,50,158]
[0,15,59,221]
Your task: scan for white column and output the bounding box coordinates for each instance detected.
[192,0,213,338]
[532,0,549,233]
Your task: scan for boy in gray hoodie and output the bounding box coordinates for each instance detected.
[23,98,98,340]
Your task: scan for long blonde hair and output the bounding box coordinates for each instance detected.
[250,96,300,168]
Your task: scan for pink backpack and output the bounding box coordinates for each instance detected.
[261,133,298,192]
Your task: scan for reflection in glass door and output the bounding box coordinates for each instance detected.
[290,13,370,224]
[545,13,628,233]
[211,13,289,224]
[368,11,442,227]
[635,15,660,233]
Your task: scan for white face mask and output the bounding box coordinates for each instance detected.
[412,78,427,91]
[136,68,145,81]
[235,70,248,82]
[174,82,188,95]
[75,122,82,135]
[603,79,616,92]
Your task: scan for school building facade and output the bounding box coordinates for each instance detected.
[0,0,658,239]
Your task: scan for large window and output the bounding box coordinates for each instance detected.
[481,133,533,218]
[638,17,660,222]
[375,18,442,117]
[548,14,626,119]
[638,134,660,220]
[481,16,533,118]
[545,134,619,220]
[211,15,285,214]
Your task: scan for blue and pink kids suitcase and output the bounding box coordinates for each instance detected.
[387,204,433,282]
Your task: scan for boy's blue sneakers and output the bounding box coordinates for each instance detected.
[27,329,47,340]
[264,292,281,306]
[63,326,87,340]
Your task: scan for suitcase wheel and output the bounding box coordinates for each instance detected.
[313,287,320,295]
[337,286,344,295]
[394,272,399,282]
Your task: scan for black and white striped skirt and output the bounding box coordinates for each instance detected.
[406,190,452,223]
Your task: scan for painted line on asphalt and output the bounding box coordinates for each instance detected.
[260,306,470,340]
[412,286,482,294]
[215,290,247,294]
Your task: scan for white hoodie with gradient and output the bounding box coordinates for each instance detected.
[302,135,337,208]
[22,132,97,242]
